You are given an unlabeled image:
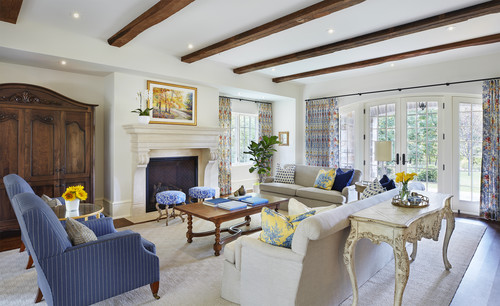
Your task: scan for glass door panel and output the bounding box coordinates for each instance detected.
[404,100,439,192]
[458,102,482,203]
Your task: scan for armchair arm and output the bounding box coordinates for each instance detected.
[342,185,358,203]
[40,230,159,305]
[81,217,117,237]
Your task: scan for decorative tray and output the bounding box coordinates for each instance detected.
[392,192,429,208]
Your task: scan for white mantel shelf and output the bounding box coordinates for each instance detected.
[123,124,223,154]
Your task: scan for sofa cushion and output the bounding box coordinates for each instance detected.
[294,165,331,187]
[296,187,345,204]
[259,207,315,248]
[288,198,336,215]
[275,163,296,184]
[361,179,385,199]
[313,169,336,190]
[259,182,303,196]
[332,168,355,191]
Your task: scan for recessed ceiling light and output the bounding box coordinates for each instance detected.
[72,12,80,19]
[390,63,395,67]
[447,26,456,31]
[188,44,194,49]
[237,92,241,96]
[327,28,335,34]
[60,60,67,65]
[271,68,276,72]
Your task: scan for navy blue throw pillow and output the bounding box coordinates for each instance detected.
[381,179,396,190]
[379,174,390,185]
[332,168,355,192]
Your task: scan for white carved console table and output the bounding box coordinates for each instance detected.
[343,191,454,306]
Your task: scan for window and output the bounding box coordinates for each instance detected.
[339,110,355,168]
[231,112,258,164]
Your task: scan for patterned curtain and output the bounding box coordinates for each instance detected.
[218,97,232,195]
[258,102,273,181]
[481,79,500,221]
[305,98,339,167]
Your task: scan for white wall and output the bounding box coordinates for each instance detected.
[0,61,106,204]
[273,99,296,169]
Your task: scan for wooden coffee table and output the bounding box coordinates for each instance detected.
[175,193,288,256]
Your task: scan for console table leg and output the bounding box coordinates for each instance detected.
[393,237,410,306]
[410,242,418,262]
[343,227,359,306]
[186,215,193,243]
[443,205,455,270]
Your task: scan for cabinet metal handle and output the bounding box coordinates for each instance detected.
[402,153,406,165]
[396,153,400,165]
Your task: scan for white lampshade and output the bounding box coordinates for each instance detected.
[375,141,392,162]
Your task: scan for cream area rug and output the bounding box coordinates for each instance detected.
[0,216,485,306]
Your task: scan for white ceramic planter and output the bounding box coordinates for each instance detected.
[138,116,151,125]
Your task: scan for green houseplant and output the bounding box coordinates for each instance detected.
[244,135,280,182]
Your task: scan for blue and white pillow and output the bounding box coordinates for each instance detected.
[275,163,296,184]
[360,179,385,199]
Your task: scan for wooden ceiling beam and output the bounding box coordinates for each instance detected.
[108,0,195,47]
[272,33,500,83]
[236,1,500,74]
[180,0,365,64]
[0,0,23,24]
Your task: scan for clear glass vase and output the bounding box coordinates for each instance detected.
[399,183,409,203]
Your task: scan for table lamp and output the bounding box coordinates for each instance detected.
[375,141,392,175]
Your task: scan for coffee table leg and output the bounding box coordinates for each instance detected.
[214,221,222,256]
[186,214,193,243]
[245,215,251,226]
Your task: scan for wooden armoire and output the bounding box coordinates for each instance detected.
[0,83,96,231]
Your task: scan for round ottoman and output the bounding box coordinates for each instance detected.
[155,190,186,226]
[188,186,216,203]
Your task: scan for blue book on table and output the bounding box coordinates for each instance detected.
[241,197,269,206]
[204,198,231,205]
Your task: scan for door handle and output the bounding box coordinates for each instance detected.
[402,153,406,165]
[396,153,400,165]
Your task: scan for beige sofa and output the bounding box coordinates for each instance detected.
[259,164,362,210]
[220,189,402,306]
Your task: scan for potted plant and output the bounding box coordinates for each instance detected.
[132,90,153,124]
[62,185,88,212]
[244,135,281,183]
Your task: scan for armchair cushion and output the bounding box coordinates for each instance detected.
[259,207,315,248]
[41,194,63,207]
[65,217,97,245]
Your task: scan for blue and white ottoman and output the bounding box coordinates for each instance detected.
[188,186,216,203]
[155,190,186,226]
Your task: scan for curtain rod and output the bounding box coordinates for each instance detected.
[220,95,272,105]
[305,77,500,101]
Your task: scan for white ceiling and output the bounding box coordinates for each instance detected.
[7,0,500,85]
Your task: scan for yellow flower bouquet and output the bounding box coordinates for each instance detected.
[395,171,417,201]
[62,185,88,201]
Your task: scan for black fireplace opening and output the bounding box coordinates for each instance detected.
[145,156,198,213]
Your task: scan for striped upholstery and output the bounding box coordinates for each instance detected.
[11,193,160,306]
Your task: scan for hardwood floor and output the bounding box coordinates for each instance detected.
[1,215,498,305]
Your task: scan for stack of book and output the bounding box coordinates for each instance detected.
[241,197,269,206]
[203,198,231,207]
[217,200,248,211]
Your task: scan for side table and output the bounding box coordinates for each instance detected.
[52,203,104,221]
[354,182,369,200]
[343,191,454,306]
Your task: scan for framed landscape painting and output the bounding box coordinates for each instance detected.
[147,80,197,125]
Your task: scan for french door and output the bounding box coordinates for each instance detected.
[365,97,443,192]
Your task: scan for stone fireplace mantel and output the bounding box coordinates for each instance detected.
[123,124,223,209]
[123,124,222,166]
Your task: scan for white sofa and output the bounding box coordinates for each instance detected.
[260,165,362,210]
[221,188,407,306]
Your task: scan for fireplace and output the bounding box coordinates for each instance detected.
[145,157,198,212]
[124,124,222,217]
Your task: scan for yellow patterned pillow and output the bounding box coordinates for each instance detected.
[259,207,315,248]
[313,169,336,190]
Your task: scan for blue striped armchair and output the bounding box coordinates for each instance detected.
[11,192,160,306]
